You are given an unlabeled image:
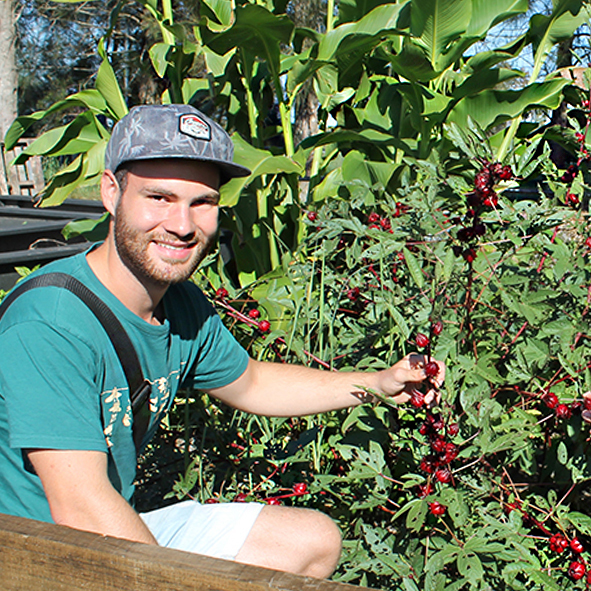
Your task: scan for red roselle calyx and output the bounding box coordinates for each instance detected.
[429,501,446,516]
[447,423,459,437]
[549,534,568,553]
[543,392,558,409]
[571,537,584,553]
[416,333,430,348]
[425,361,439,378]
[411,390,425,408]
[555,404,571,419]
[435,468,451,483]
[568,561,586,581]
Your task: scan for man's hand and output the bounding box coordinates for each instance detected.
[374,353,445,407]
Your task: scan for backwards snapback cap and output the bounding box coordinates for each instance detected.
[105,104,251,184]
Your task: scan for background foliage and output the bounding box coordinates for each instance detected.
[6,0,591,589]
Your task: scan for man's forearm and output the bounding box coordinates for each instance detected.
[208,356,435,417]
[27,448,157,545]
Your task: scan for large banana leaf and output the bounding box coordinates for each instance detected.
[411,0,472,72]
[221,134,303,207]
[466,0,528,37]
[4,91,108,150]
[337,0,399,25]
[449,78,570,130]
[527,0,587,80]
[317,4,408,61]
[12,112,104,162]
[201,4,294,97]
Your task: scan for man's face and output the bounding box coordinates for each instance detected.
[112,159,220,286]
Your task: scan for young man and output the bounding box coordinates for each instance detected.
[0,104,444,578]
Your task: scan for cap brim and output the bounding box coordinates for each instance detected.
[113,154,251,185]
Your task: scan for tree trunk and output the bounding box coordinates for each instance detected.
[0,0,18,141]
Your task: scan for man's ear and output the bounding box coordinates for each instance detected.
[101,170,120,215]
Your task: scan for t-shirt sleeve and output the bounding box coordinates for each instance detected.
[0,321,108,452]
[190,312,250,390]
[170,284,249,390]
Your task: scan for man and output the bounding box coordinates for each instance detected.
[0,104,444,578]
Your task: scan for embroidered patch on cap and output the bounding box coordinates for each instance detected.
[179,114,211,141]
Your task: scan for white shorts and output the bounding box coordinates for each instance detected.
[140,500,264,560]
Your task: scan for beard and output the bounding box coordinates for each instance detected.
[113,202,214,286]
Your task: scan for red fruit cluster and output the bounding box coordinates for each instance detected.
[216,287,228,299]
[415,407,460,516]
[560,164,578,183]
[546,533,588,581]
[258,319,271,332]
[454,160,513,263]
[248,308,260,319]
[417,413,459,473]
[367,212,394,233]
[549,534,569,553]
[307,211,318,222]
[542,391,591,422]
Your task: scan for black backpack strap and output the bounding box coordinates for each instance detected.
[0,272,150,451]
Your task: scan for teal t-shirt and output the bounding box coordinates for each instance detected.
[0,249,249,522]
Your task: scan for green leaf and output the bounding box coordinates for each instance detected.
[449,79,570,131]
[568,512,591,537]
[317,4,407,61]
[220,135,302,207]
[410,0,472,72]
[402,247,424,289]
[12,112,102,162]
[457,550,483,582]
[466,0,528,37]
[406,499,427,532]
[62,213,110,242]
[97,38,128,120]
[527,1,588,80]
[202,4,294,95]
[201,0,234,27]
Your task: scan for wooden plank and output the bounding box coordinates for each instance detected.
[0,513,375,591]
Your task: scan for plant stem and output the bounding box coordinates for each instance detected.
[279,101,295,157]
[326,0,335,32]
[161,0,175,44]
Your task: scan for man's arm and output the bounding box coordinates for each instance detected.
[207,354,444,417]
[26,448,157,544]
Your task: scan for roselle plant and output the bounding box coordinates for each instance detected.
[3,1,591,588]
[143,110,591,590]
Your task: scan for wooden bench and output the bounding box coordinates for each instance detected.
[0,513,373,591]
[0,139,45,197]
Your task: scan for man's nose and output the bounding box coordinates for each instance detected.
[164,203,196,238]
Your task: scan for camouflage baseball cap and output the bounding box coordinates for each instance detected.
[104,104,251,184]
